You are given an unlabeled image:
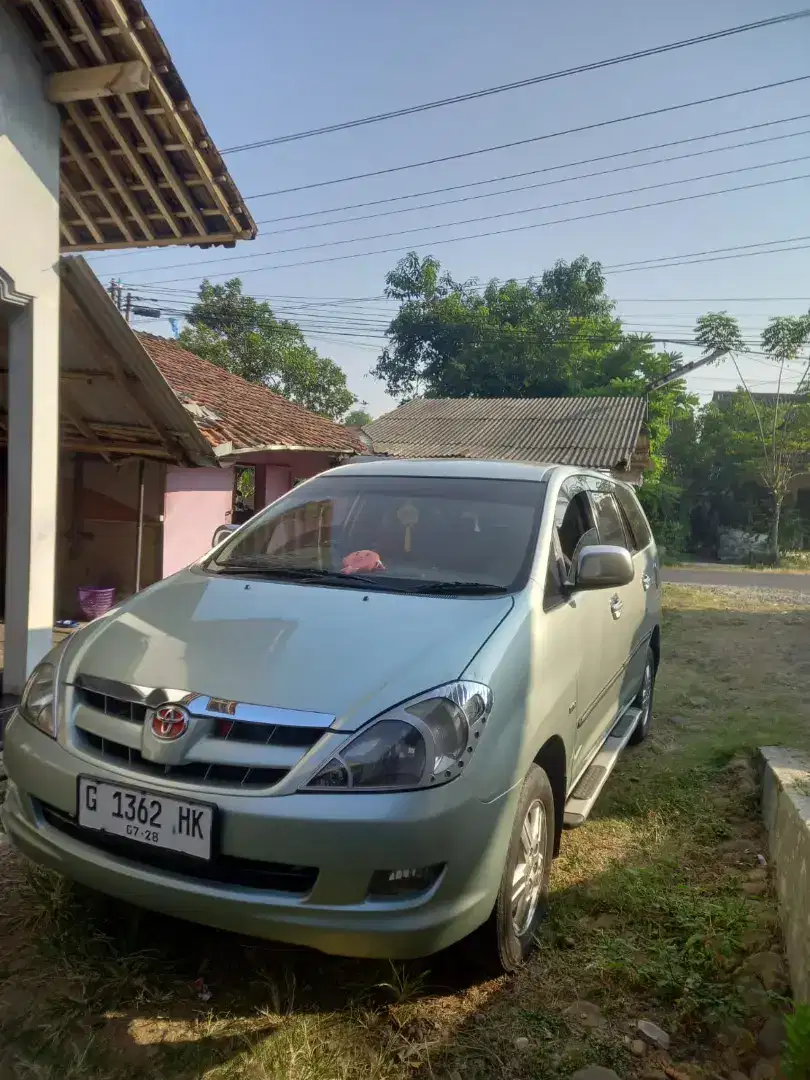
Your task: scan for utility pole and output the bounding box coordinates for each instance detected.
[124,291,132,324]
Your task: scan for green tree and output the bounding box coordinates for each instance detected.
[372,253,627,400]
[372,252,697,522]
[179,278,356,419]
[343,408,372,427]
[692,311,810,561]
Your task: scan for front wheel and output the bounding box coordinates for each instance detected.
[629,647,656,745]
[478,764,556,972]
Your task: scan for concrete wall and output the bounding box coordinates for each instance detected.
[162,465,234,577]
[0,3,61,291]
[0,2,62,689]
[760,746,810,1003]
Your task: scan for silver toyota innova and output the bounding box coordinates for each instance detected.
[2,459,660,971]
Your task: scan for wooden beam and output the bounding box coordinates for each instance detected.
[117,96,208,235]
[60,219,79,246]
[61,175,104,244]
[48,61,150,104]
[66,207,222,227]
[60,124,134,242]
[60,384,113,462]
[62,229,250,252]
[26,0,153,241]
[65,103,155,241]
[98,0,243,234]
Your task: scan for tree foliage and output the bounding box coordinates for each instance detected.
[372,252,695,513]
[343,408,372,427]
[179,278,356,419]
[686,312,810,559]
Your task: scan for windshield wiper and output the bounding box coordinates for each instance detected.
[413,581,509,595]
[213,564,390,588]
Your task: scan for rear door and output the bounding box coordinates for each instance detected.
[587,478,646,712]
[614,481,660,676]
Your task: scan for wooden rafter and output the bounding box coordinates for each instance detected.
[65,102,155,240]
[16,0,257,252]
[61,175,104,244]
[59,123,134,242]
[98,0,243,233]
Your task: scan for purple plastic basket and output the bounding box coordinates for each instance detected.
[77,586,116,620]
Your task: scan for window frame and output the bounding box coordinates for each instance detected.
[543,475,598,610]
[585,477,632,551]
[613,482,654,554]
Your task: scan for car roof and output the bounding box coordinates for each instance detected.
[328,458,579,483]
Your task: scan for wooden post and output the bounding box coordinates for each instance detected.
[134,459,145,593]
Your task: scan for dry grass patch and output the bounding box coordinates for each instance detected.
[0,583,807,1078]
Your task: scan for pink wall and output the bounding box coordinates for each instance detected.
[162,465,234,577]
[237,450,339,510]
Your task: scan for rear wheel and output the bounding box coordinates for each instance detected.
[629,648,655,745]
[478,764,555,972]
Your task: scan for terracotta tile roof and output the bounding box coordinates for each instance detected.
[137,334,363,455]
[365,395,648,470]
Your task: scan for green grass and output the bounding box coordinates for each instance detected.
[1,583,807,1079]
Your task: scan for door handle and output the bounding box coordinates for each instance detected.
[610,595,623,620]
[641,572,651,591]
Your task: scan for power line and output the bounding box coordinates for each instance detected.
[123,172,810,284]
[250,118,810,230]
[603,235,810,271]
[221,11,810,153]
[127,284,810,304]
[247,129,810,238]
[118,155,810,280]
[241,76,810,200]
[245,115,810,226]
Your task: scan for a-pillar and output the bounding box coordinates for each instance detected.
[3,288,60,694]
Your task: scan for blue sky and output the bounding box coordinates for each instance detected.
[87,0,810,416]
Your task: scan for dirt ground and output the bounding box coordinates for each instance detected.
[0,583,808,1080]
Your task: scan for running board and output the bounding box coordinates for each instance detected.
[563,707,642,828]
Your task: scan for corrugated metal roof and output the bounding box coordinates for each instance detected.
[365,396,647,470]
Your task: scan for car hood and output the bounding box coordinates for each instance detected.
[66,570,514,731]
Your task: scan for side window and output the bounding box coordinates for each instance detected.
[614,484,653,553]
[590,489,629,549]
[545,479,597,608]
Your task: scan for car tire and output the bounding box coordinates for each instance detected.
[628,647,656,745]
[477,764,556,973]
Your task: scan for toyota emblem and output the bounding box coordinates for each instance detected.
[151,704,189,741]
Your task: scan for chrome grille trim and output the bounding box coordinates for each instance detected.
[70,674,333,793]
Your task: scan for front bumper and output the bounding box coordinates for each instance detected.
[1,713,518,958]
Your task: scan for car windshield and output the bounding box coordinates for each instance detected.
[204,473,547,594]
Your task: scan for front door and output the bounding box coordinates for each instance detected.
[545,477,618,780]
[586,480,646,714]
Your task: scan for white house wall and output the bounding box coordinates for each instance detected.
[1,0,62,692]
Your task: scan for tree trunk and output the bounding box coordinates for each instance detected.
[771,494,782,565]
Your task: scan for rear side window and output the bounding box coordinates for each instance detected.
[590,490,629,548]
[614,485,653,552]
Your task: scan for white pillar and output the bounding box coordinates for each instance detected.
[4,289,60,693]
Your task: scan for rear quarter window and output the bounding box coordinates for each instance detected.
[614,485,653,552]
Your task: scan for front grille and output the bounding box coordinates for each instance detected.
[75,686,325,750]
[76,686,149,726]
[79,731,287,790]
[40,804,318,894]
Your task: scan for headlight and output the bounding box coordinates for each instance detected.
[305,681,492,792]
[20,661,58,738]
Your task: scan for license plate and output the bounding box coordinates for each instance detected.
[77,777,214,860]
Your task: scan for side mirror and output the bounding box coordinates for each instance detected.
[573,545,634,590]
[211,523,238,548]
